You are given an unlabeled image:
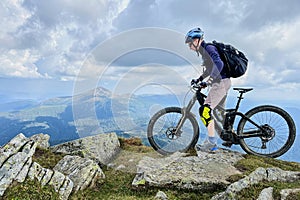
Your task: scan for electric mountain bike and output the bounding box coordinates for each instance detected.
[147,82,296,158]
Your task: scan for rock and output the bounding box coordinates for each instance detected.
[0,140,37,196]
[54,155,105,192]
[51,132,120,165]
[28,162,44,181]
[257,187,273,200]
[266,167,300,182]
[29,133,50,149]
[40,168,54,186]
[28,162,72,199]
[0,133,74,199]
[59,176,74,200]
[132,150,243,190]
[116,164,126,171]
[48,170,69,194]
[15,157,32,183]
[226,167,267,194]
[0,133,28,166]
[212,167,300,199]
[155,190,168,200]
[280,188,300,200]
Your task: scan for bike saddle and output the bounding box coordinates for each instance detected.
[233,88,253,93]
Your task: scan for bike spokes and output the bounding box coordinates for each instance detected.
[148,108,198,155]
[238,106,295,158]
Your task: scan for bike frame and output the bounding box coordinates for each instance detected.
[175,86,266,139]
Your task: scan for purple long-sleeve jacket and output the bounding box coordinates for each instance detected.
[200,41,229,80]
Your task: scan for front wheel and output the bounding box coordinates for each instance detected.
[147,107,199,155]
[237,105,296,158]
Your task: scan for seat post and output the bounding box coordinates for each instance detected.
[233,88,253,111]
[235,92,244,111]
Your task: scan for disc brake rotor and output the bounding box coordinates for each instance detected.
[166,127,181,140]
[261,124,275,141]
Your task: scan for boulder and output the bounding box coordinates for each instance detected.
[48,170,73,199]
[257,187,274,200]
[28,162,73,199]
[132,149,244,190]
[0,140,37,196]
[0,133,111,199]
[29,133,50,149]
[51,132,120,165]
[54,155,105,192]
[212,167,300,199]
[0,133,28,166]
[155,191,168,200]
[0,133,72,199]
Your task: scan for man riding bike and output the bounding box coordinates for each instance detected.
[185,27,231,152]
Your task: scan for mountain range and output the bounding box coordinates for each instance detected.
[0,87,299,162]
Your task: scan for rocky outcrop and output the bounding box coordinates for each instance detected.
[27,162,73,199]
[132,149,244,190]
[257,187,274,200]
[0,135,37,196]
[211,167,300,199]
[54,155,105,192]
[132,149,300,200]
[51,132,120,165]
[29,133,50,149]
[0,133,108,199]
[2,133,300,199]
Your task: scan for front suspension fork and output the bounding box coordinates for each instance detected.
[174,94,197,136]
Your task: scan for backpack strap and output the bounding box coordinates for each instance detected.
[209,41,232,76]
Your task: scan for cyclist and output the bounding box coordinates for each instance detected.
[185,27,231,152]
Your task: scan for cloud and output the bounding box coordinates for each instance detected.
[0,49,43,78]
[0,0,130,79]
[1,0,300,101]
[240,0,300,30]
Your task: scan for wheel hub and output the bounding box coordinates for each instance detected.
[261,124,275,141]
[166,127,181,140]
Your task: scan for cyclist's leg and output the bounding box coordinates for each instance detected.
[203,78,231,137]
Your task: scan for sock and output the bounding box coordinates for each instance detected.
[208,136,217,144]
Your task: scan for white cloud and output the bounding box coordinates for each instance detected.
[0,0,300,102]
[0,0,130,79]
[0,49,44,78]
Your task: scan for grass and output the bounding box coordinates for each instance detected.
[2,138,300,200]
[71,167,220,200]
[32,147,66,169]
[235,181,300,200]
[235,154,300,174]
[119,137,153,153]
[3,179,59,200]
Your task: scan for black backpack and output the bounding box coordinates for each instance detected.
[210,41,248,78]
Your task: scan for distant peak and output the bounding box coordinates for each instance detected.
[94,87,112,97]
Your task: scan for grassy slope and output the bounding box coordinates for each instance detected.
[2,138,300,200]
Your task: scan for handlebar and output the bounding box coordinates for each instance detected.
[190,81,207,91]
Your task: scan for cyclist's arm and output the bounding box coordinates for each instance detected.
[205,44,224,81]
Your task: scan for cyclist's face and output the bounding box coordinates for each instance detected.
[188,38,200,51]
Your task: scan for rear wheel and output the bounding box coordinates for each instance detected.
[147,107,199,155]
[237,105,296,158]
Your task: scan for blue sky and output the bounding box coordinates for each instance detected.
[1,0,300,105]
